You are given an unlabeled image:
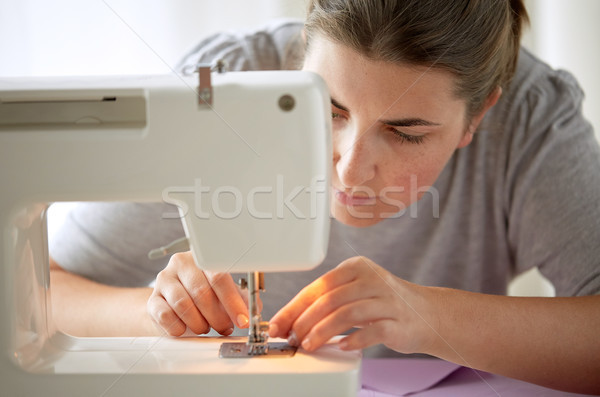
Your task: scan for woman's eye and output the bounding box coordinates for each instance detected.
[392,130,426,145]
[332,112,342,119]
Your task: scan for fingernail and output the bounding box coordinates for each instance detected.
[287,330,299,347]
[268,323,279,337]
[237,314,249,328]
[302,338,312,351]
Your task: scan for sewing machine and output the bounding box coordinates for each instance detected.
[0,68,361,395]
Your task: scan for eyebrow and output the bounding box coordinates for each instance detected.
[380,117,441,127]
[331,96,441,127]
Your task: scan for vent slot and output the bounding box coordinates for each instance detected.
[0,94,146,130]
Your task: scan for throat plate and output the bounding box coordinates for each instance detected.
[219,342,297,358]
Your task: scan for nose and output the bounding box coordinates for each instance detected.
[335,127,376,188]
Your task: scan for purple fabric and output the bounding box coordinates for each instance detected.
[360,358,461,396]
[360,359,592,396]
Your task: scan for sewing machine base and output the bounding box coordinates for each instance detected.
[7,335,361,396]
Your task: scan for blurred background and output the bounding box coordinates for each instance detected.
[1,0,598,296]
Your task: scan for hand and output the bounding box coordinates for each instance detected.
[269,256,435,353]
[147,251,255,336]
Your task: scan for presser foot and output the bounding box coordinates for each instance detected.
[219,342,297,358]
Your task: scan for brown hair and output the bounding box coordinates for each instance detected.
[304,0,529,120]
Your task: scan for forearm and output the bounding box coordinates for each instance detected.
[421,286,600,394]
[50,258,159,337]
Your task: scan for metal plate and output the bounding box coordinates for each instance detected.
[219,342,297,358]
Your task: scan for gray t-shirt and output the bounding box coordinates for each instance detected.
[50,20,600,325]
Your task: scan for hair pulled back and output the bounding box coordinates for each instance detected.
[305,0,529,119]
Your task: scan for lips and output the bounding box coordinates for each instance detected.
[334,188,377,206]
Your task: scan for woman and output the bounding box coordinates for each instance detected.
[50,0,600,393]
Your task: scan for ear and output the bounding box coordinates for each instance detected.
[457,86,502,149]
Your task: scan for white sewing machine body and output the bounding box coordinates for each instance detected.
[0,72,361,396]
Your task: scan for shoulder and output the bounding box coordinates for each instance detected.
[489,47,587,133]
[478,46,594,172]
[474,49,600,296]
[177,19,305,74]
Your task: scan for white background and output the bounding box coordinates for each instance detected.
[0,0,306,76]
[1,0,598,296]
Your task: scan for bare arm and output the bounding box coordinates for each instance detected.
[269,257,600,395]
[49,257,158,337]
[50,252,252,337]
[423,287,600,394]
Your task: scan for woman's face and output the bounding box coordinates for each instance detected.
[303,36,476,227]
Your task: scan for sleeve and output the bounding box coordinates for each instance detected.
[176,19,304,74]
[505,67,600,296]
[49,202,185,287]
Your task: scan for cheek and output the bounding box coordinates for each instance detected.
[385,147,448,190]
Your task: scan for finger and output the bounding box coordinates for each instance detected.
[286,280,374,344]
[178,268,236,334]
[269,262,359,338]
[147,293,188,336]
[339,320,395,351]
[205,271,251,329]
[159,274,210,335]
[300,299,393,352]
